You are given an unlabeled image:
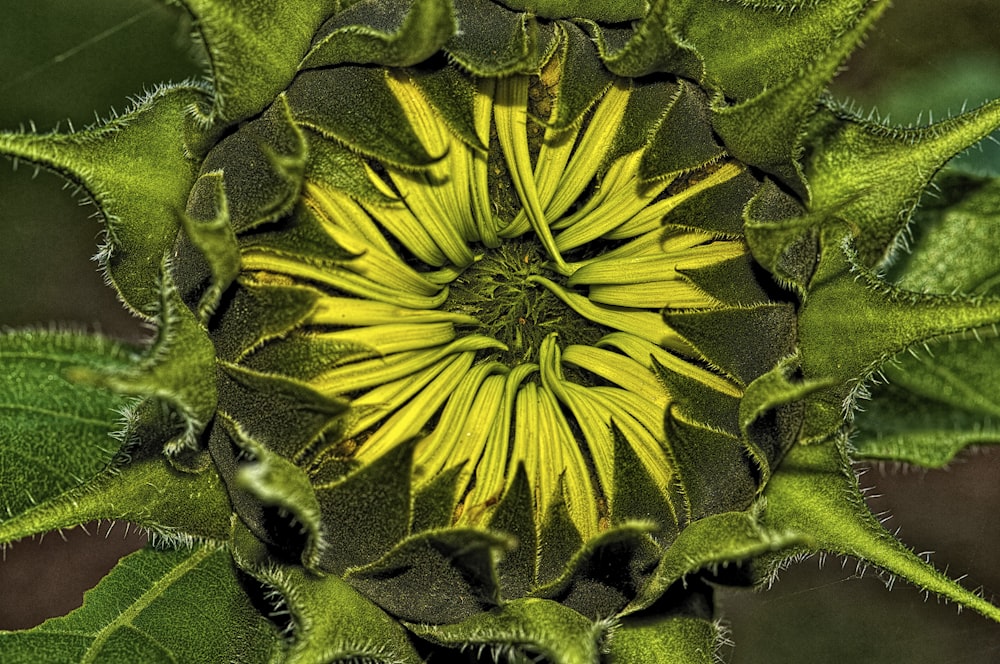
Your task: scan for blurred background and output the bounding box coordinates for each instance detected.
[0,0,998,659]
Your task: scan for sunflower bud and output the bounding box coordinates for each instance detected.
[2,0,999,661]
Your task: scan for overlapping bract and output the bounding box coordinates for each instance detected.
[175,6,794,633]
[1,1,1000,662]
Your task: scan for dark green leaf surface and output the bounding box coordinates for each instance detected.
[804,99,1000,267]
[547,21,613,131]
[287,66,438,169]
[0,331,133,520]
[174,0,339,124]
[302,0,455,69]
[891,171,1000,296]
[411,598,603,664]
[853,171,1000,465]
[0,543,282,663]
[445,0,534,76]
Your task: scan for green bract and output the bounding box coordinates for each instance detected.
[2,1,1000,661]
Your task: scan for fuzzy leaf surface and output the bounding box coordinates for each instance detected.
[173,0,338,124]
[892,172,1000,297]
[853,172,1000,465]
[0,543,281,663]
[762,441,1000,622]
[0,436,233,546]
[410,598,602,664]
[0,331,132,520]
[607,616,716,664]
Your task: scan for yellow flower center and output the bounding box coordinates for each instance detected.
[237,67,746,540]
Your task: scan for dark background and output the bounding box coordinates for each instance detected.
[0,0,998,660]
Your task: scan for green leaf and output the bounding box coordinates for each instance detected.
[0,331,133,520]
[532,523,663,620]
[0,86,204,315]
[190,93,308,234]
[665,413,757,521]
[653,355,740,435]
[666,167,761,237]
[410,597,604,664]
[85,270,217,456]
[852,172,1000,465]
[611,425,678,536]
[584,0,703,79]
[664,303,797,387]
[600,78,678,168]
[314,438,417,573]
[851,369,1000,467]
[742,178,816,292]
[762,441,1000,622]
[444,0,535,76]
[177,172,241,321]
[410,64,487,152]
[301,0,456,70]
[304,128,400,204]
[851,324,1000,468]
[547,21,614,131]
[738,355,832,484]
[344,528,509,624]
[707,0,890,196]
[632,510,803,614]
[804,99,1000,267]
[231,520,423,664]
[672,0,883,103]
[412,464,466,533]
[890,171,1000,296]
[498,0,644,22]
[798,229,1000,444]
[173,0,338,124]
[217,362,346,461]
[536,484,584,586]
[488,465,538,600]
[237,438,325,569]
[209,279,321,363]
[0,418,233,546]
[679,253,773,308]
[607,615,717,664]
[277,569,422,664]
[640,81,724,182]
[0,543,282,663]
[286,66,438,170]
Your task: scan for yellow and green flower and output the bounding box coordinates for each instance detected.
[2,1,999,661]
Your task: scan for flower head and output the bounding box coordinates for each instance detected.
[2,1,1000,661]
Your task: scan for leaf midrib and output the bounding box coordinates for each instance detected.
[912,355,1000,418]
[80,544,217,664]
[0,402,113,428]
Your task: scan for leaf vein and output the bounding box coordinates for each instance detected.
[0,403,113,428]
[80,545,218,664]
